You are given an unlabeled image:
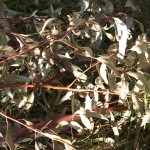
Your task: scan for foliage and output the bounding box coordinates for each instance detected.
[0,0,149,149]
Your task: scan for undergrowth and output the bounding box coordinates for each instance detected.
[0,0,149,149]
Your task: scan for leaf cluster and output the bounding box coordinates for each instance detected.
[0,0,149,149]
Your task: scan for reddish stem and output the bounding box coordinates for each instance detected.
[0,105,127,147]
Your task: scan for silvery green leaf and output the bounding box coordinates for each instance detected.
[119,80,129,100]
[134,19,144,33]
[5,130,15,150]
[0,0,7,17]
[78,0,89,13]
[54,7,62,15]
[0,74,31,84]
[0,32,8,46]
[126,16,134,29]
[108,73,116,91]
[89,111,109,121]
[104,0,114,14]
[70,18,81,26]
[81,47,93,57]
[125,0,139,11]
[50,4,54,14]
[34,0,39,6]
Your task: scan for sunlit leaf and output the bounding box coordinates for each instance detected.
[80,115,91,130]
[51,28,60,36]
[60,91,73,102]
[85,94,92,110]
[136,33,148,44]
[94,89,99,102]
[119,79,129,100]
[40,18,57,35]
[6,88,14,100]
[73,70,87,81]
[141,109,150,127]
[35,141,40,150]
[131,92,144,117]
[97,56,119,75]
[18,96,28,108]
[56,121,69,129]
[70,121,83,133]
[94,137,114,147]
[24,91,35,110]
[110,112,119,140]
[64,143,76,150]
[100,64,108,84]
[130,43,147,54]
[91,31,103,50]
[127,71,150,94]
[113,17,128,59]
[104,32,115,41]
[91,23,101,32]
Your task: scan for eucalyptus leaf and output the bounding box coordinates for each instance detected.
[127,71,150,94]
[97,56,119,76]
[113,17,128,59]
